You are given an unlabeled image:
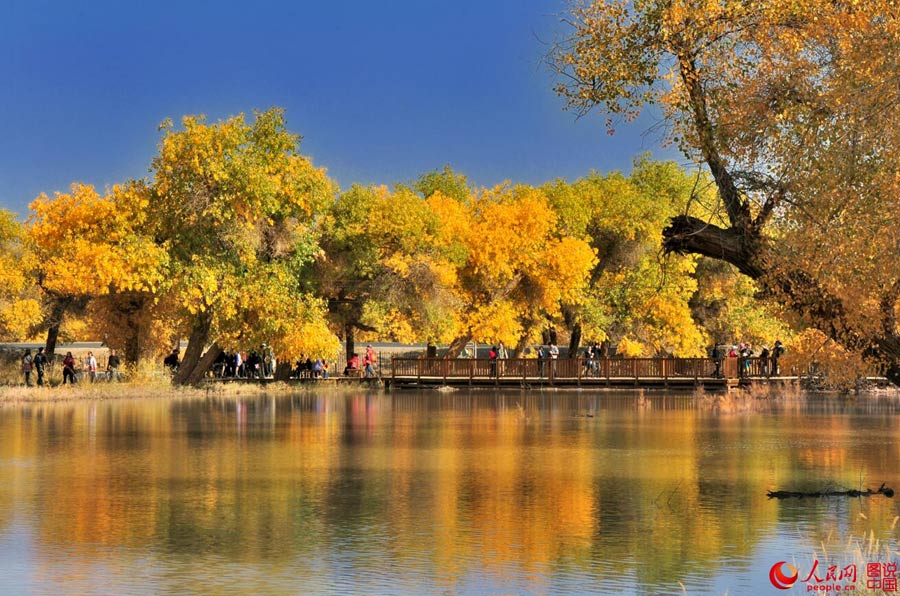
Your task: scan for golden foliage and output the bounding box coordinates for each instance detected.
[0,209,41,340]
[28,183,168,297]
[552,0,900,371]
[784,329,875,389]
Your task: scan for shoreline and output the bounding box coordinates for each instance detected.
[0,378,897,406]
[0,379,384,404]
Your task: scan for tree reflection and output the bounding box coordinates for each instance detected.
[0,392,898,592]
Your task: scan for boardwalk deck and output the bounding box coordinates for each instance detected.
[388,356,792,390]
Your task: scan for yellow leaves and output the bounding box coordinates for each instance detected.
[27,182,168,299]
[0,297,41,341]
[784,328,873,389]
[431,183,596,345]
[464,300,522,347]
[466,185,560,285]
[616,336,645,358]
[541,236,597,307]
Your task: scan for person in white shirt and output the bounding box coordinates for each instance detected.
[86,351,98,383]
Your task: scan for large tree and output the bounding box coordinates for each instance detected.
[148,109,338,384]
[552,0,900,382]
[544,158,712,356]
[438,184,597,356]
[314,183,457,359]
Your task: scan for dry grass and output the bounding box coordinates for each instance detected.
[742,379,806,400]
[0,374,353,404]
[808,520,900,596]
[696,392,758,414]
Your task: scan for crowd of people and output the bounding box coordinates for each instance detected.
[711,340,786,377]
[207,346,278,379]
[342,345,379,378]
[160,343,380,380]
[20,348,122,386]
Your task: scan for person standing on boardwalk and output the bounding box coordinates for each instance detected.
[711,345,723,378]
[537,345,546,377]
[549,344,559,377]
[21,349,33,387]
[33,347,47,386]
[740,343,753,375]
[772,340,786,375]
[497,341,508,376]
[758,345,770,376]
[364,345,377,378]
[489,346,498,377]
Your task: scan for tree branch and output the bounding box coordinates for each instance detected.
[677,51,751,231]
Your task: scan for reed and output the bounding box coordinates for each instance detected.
[807,522,900,595]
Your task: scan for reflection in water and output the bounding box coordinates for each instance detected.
[1,391,900,594]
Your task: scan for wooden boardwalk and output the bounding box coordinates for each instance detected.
[388,356,792,390]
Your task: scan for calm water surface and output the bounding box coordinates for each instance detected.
[1,390,899,595]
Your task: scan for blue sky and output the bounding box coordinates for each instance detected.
[1,0,678,215]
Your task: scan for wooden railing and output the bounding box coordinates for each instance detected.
[389,356,773,383]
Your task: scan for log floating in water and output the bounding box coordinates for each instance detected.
[767,483,895,499]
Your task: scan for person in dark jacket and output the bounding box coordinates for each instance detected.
[33,347,47,386]
[163,348,180,372]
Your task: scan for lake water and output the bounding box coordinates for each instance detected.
[1,390,899,595]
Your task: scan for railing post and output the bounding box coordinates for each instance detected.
[633,358,638,386]
[469,358,474,386]
[417,358,422,383]
[663,358,668,387]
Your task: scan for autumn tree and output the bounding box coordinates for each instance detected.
[544,158,710,356]
[690,259,791,349]
[27,182,167,360]
[552,0,900,382]
[439,184,597,356]
[314,183,459,359]
[0,209,41,340]
[148,109,338,385]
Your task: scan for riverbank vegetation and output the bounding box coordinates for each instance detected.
[5,5,899,391]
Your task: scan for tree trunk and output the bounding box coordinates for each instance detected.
[663,214,900,385]
[182,343,223,386]
[445,333,473,359]
[44,297,71,360]
[274,362,293,381]
[174,315,212,386]
[344,323,356,362]
[116,294,147,365]
[568,322,582,356]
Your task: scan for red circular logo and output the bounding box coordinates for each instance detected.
[769,561,799,590]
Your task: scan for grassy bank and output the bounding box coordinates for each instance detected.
[0,377,371,404]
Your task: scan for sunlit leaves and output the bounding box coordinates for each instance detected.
[552,0,900,376]
[0,209,41,340]
[150,109,339,362]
